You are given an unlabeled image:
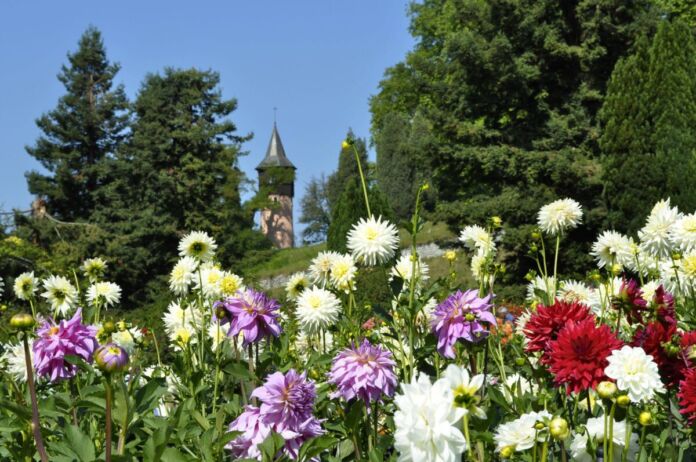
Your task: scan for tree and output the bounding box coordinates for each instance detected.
[600,19,696,232]
[95,68,263,301]
[25,27,128,222]
[299,175,331,244]
[326,129,369,212]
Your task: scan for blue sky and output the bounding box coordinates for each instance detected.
[0,1,414,232]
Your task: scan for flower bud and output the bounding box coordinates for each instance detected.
[116,321,127,332]
[491,216,502,228]
[534,421,545,430]
[94,344,129,374]
[597,381,617,399]
[531,231,541,241]
[550,417,569,440]
[500,445,515,459]
[10,313,35,330]
[515,358,526,367]
[0,304,8,312]
[444,250,457,262]
[616,394,630,407]
[214,304,228,320]
[638,411,652,426]
[102,321,116,334]
[611,263,622,275]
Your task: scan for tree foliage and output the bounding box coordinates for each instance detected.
[299,174,331,245]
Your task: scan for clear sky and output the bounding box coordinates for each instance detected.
[0,0,414,232]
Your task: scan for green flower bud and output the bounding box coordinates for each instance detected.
[597,381,617,399]
[639,411,652,426]
[616,394,630,407]
[500,445,515,459]
[550,417,569,440]
[10,313,35,330]
[102,321,116,334]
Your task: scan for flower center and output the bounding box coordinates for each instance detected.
[683,256,696,277]
[49,326,60,336]
[365,227,378,241]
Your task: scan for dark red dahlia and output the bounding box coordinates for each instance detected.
[548,318,624,395]
[632,318,682,385]
[524,300,593,362]
[614,279,648,324]
[652,285,676,326]
[679,369,696,424]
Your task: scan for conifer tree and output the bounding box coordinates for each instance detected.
[326,129,369,212]
[25,27,128,222]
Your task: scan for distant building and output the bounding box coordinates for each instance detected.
[256,123,296,248]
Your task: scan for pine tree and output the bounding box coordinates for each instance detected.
[25,27,128,222]
[600,19,696,232]
[374,112,414,221]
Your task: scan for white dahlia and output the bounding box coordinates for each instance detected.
[639,199,680,259]
[178,230,217,262]
[394,373,467,462]
[537,198,583,236]
[558,280,597,311]
[112,327,142,355]
[162,301,201,349]
[220,271,244,297]
[605,346,665,403]
[570,417,638,462]
[442,364,486,419]
[13,271,38,300]
[591,231,635,269]
[526,275,557,304]
[195,264,225,299]
[285,272,310,301]
[640,280,661,304]
[671,212,696,253]
[308,250,341,286]
[1,342,32,382]
[494,410,552,453]
[295,286,341,333]
[81,257,107,282]
[86,281,122,308]
[169,256,198,295]
[41,275,78,316]
[329,253,357,292]
[459,225,495,256]
[347,216,399,266]
[390,254,429,289]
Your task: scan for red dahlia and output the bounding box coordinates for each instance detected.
[615,279,648,324]
[679,368,696,424]
[524,300,593,362]
[548,318,623,395]
[632,316,683,385]
[652,285,676,326]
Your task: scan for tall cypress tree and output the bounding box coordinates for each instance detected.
[600,19,696,232]
[325,129,369,212]
[25,27,128,222]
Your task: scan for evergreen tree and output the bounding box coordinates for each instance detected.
[97,68,261,301]
[374,112,414,221]
[25,27,128,222]
[299,175,331,244]
[326,129,369,212]
[600,19,696,232]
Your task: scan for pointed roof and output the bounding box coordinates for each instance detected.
[256,123,296,170]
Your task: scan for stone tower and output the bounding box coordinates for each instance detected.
[256,123,296,248]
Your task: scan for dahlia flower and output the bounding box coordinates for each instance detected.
[591,231,635,270]
[285,272,309,301]
[328,253,357,292]
[570,417,638,462]
[81,257,107,282]
[390,254,429,290]
[194,264,224,298]
[394,373,467,462]
[328,339,397,405]
[347,215,399,266]
[442,364,486,418]
[537,198,583,236]
[494,410,552,453]
[169,256,198,295]
[640,280,661,304]
[548,318,623,394]
[222,289,282,345]
[523,300,592,359]
[308,251,341,286]
[162,301,201,349]
[605,346,665,403]
[178,230,217,262]
[86,281,122,308]
[639,198,680,259]
[671,212,696,253]
[13,271,37,300]
[41,275,78,317]
[220,271,244,296]
[94,343,129,374]
[33,309,98,382]
[431,290,496,358]
[295,286,341,333]
[558,280,598,312]
[615,279,648,324]
[459,225,495,255]
[678,368,696,424]
[111,327,141,355]
[525,275,557,304]
[0,342,32,382]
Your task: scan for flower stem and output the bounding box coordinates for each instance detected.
[104,380,113,462]
[463,414,474,461]
[212,320,222,415]
[351,144,371,216]
[607,402,616,462]
[23,335,49,462]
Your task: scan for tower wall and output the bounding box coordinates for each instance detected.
[260,194,294,248]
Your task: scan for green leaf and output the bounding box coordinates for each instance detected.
[259,431,285,462]
[298,435,339,461]
[223,360,255,381]
[65,425,96,461]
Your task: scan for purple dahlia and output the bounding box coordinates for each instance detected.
[220,289,282,346]
[431,289,495,358]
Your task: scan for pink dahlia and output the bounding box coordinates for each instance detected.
[221,289,282,346]
[548,318,623,394]
[328,339,397,405]
[227,370,323,459]
[33,309,98,382]
[431,289,496,358]
[524,300,592,363]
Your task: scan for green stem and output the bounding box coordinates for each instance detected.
[352,145,371,216]
[105,380,113,462]
[212,320,222,415]
[23,335,49,462]
[117,384,128,455]
[608,402,616,462]
[463,414,474,461]
[622,421,631,462]
[541,438,549,462]
[638,426,646,460]
[553,235,560,286]
[151,330,162,367]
